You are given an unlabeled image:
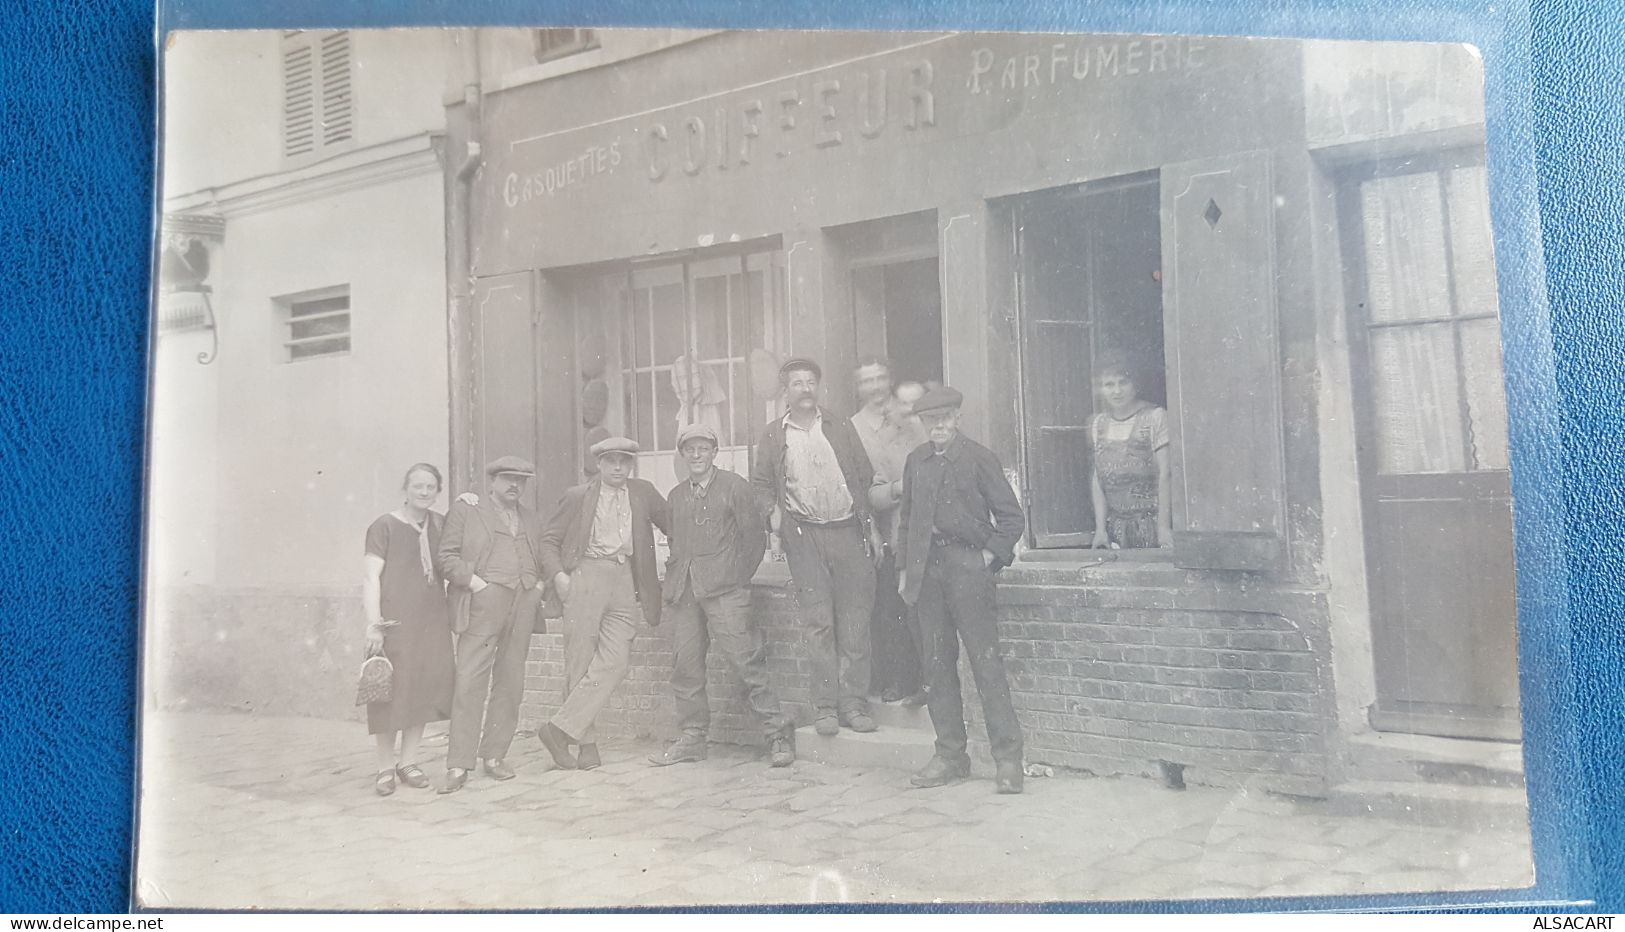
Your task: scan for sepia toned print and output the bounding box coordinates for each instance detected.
[139,27,1532,909]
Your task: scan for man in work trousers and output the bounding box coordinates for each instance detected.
[650,423,796,768]
[536,436,670,771]
[436,456,549,794]
[751,356,886,736]
[897,387,1029,794]
[850,356,929,705]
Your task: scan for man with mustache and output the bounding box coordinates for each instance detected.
[752,357,885,736]
[435,456,548,794]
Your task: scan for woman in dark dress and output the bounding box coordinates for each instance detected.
[362,463,455,795]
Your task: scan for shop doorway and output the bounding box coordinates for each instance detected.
[1016,175,1165,548]
[852,257,943,388]
[1340,153,1520,741]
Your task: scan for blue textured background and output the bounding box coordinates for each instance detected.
[1,0,1619,914]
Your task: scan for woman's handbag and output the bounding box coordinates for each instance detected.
[355,646,394,706]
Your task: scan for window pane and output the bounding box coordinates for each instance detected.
[631,289,652,368]
[651,283,685,367]
[289,313,348,341]
[633,373,655,449]
[1360,173,1453,323]
[289,337,349,360]
[1460,317,1510,471]
[290,295,348,317]
[1368,323,1466,474]
[692,275,729,359]
[727,271,747,360]
[654,367,681,450]
[729,362,750,447]
[1446,164,1498,316]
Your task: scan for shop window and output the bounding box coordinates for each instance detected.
[533,28,598,64]
[1355,162,1506,474]
[622,250,786,455]
[281,30,354,164]
[276,286,351,362]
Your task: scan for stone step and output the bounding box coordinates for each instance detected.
[1324,779,1530,831]
[1341,732,1526,789]
[864,697,933,732]
[794,724,994,778]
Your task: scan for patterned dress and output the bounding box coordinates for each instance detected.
[1090,403,1170,549]
[363,513,455,734]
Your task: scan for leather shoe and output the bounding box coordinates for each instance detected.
[437,767,468,795]
[576,743,602,771]
[538,722,578,769]
[910,755,971,789]
[483,758,516,781]
[995,761,1025,795]
[814,714,839,737]
[840,711,878,733]
[395,763,430,789]
[768,733,795,768]
[648,737,707,767]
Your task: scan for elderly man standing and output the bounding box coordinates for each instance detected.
[436,456,549,794]
[850,357,929,705]
[650,423,795,768]
[752,357,884,736]
[537,437,670,771]
[897,387,1028,794]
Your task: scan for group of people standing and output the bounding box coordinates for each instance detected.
[360,350,1171,799]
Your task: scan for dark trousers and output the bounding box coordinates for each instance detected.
[448,583,538,769]
[871,551,922,697]
[781,515,875,716]
[670,583,789,740]
[916,543,1023,766]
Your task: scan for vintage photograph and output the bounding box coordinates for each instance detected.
[138,26,1535,909]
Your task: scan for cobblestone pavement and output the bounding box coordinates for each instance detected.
[135,713,1534,910]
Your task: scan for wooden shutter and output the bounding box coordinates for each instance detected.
[475,273,539,510]
[319,31,354,149]
[281,30,353,162]
[281,33,318,159]
[1160,150,1288,571]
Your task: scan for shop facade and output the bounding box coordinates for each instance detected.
[451,30,1517,794]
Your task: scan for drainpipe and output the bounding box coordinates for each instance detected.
[446,29,483,495]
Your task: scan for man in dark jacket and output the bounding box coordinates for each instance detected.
[897,386,1028,794]
[436,456,549,794]
[536,436,671,771]
[651,423,794,768]
[751,357,885,736]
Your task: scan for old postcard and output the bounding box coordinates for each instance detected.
[138,26,1536,909]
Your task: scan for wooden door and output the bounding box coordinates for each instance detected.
[473,273,539,510]
[1343,156,1520,740]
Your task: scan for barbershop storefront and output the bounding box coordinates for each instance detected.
[451,31,1517,794]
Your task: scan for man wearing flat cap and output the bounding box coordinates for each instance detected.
[652,423,795,768]
[897,387,1029,794]
[536,436,670,771]
[751,356,885,737]
[435,456,549,793]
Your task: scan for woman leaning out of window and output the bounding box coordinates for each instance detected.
[1088,351,1173,550]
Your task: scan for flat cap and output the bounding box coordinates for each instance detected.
[590,436,640,458]
[485,455,536,478]
[778,356,822,380]
[675,423,719,448]
[912,385,964,416]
